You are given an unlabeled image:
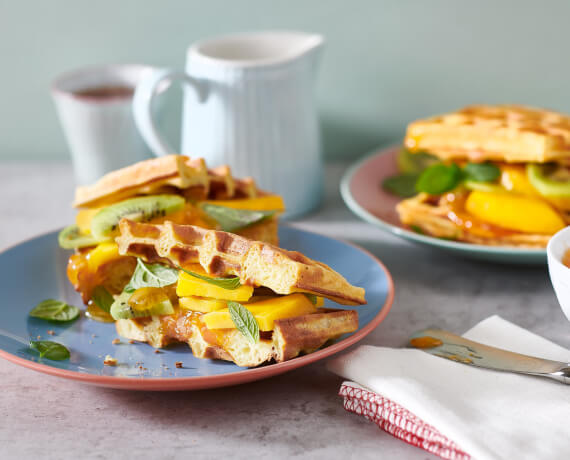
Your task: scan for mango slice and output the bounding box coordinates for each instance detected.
[204,195,285,212]
[86,242,121,273]
[75,207,102,234]
[179,296,227,313]
[543,196,570,212]
[245,294,325,307]
[176,270,253,301]
[202,293,317,331]
[465,190,565,234]
[500,165,538,197]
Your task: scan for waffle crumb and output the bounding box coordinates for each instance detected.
[112,339,121,345]
[47,330,55,336]
[175,361,183,368]
[128,340,135,344]
[154,349,162,354]
[103,355,118,366]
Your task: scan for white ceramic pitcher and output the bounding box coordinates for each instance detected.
[133,30,325,218]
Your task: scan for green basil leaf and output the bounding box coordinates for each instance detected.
[29,299,80,322]
[178,266,241,290]
[200,203,275,232]
[124,258,178,293]
[382,173,420,197]
[410,225,425,235]
[304,293,318,305]
[416,163,462,195]
[91,286,114,313]
[463,162,501,182]
[228,301,259,344]
[29,340,70,361]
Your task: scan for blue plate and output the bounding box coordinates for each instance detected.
[0,226,394,390]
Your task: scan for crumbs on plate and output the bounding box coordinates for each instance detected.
[103,355,118,366]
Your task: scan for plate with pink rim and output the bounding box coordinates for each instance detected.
[0,225,394,390]
[340,145,546,264]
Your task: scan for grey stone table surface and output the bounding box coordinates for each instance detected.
[0,161,568,460]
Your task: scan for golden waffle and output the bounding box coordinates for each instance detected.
[116,219,367,305]
[207,165,257,199]
[73,155,258,208]
[396,193,554,248]
[116,308,358,367]
[405,105,570,163]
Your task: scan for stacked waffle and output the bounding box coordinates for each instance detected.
[114,220,363,367]
[60,156,365,367]
[61,155,285,304]
[394,105,570,247]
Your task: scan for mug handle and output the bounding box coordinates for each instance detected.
[133,68,208,157]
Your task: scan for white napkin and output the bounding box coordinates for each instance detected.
[327,315,570,460]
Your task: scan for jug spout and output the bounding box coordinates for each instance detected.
[281,31,324,62]
[190,30,324,68]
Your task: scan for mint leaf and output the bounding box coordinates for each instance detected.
[463,162,500,182]
[29,340,70,361]
[178,266,241,290]
[382,173,420,197]
[416,163,462,195]
[124,258,178,293]
[397,148,440,174]
[91,286,114,313]
[200,203,275,232]
[29,299,80,322]
[228,302,259,344]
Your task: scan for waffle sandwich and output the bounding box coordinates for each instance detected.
[60,155,285,305]
[112,219,364,367]
[393,105,570,248]
[59,156,364,367]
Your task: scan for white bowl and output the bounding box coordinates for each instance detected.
[547,226,570,321]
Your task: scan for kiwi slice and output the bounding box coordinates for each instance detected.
[397,148,440,174]
[110,290,175,320]
[58,225,100,249]
[90,194,185,241]
[527,164,570,197]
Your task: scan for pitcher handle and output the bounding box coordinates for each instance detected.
[133,68,208,157]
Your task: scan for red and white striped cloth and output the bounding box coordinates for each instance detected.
[339,381,470,460]
[328,316,570,460]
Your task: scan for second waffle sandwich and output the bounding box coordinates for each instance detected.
[386,105,570,248]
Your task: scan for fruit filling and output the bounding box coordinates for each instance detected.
[201,293,318,331]
[106,265,326,335]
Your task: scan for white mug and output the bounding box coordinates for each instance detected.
[133,31,325,218]
[52,64,159,185]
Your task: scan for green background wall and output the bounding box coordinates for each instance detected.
[1,0,568,161]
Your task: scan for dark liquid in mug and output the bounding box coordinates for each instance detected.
[73,85,134,99]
